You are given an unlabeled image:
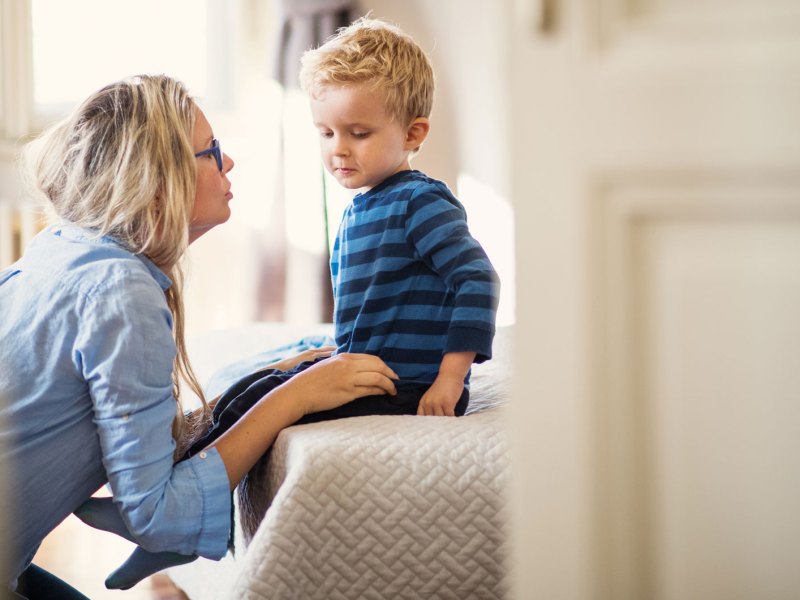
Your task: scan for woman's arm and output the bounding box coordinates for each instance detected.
[208,352,397,489]
[86,273,395,554]
[182,346,337,427]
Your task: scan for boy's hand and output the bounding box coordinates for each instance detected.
[417,374,464,416]
[417,351,476,416]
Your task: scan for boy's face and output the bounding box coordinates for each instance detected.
[310,83,414,192]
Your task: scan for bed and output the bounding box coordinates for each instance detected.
[166,322,512,600]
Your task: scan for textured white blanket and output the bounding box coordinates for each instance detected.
[168,324,511,600]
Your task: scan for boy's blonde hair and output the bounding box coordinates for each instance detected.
[22,74,209,445]
[299,16,434,126]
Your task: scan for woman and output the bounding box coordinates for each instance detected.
[0,74,397,599]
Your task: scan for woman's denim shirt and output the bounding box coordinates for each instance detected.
[0,225,230,589]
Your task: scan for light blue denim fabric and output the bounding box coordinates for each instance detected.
[0,226,231,589]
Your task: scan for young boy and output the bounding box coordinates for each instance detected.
[300,16,500,416]
[77,16,500,590]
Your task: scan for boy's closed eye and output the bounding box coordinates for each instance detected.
[351,131,370,139]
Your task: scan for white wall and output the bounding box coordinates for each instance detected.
[0,152,23,200]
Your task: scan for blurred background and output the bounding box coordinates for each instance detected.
[0,0,514,338]
[1,0,799,599]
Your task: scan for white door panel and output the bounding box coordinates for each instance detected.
[509,0,800,598]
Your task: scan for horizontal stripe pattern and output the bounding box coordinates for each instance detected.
[331,170,500,385]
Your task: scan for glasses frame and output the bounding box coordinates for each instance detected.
[194,138,223,171]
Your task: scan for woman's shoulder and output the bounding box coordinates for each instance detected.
[23,225,170,301]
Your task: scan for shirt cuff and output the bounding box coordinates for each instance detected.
[185,447,231,559]
[445,325,495,363]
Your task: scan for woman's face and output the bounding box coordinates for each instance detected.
[189,108,234,243]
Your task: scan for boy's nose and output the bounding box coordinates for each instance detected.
[333,139,349,156]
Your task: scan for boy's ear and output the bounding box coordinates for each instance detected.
[405,117,430,151]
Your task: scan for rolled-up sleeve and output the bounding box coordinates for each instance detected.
[75,267,231,558]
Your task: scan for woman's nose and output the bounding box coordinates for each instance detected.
[223,152,234,172]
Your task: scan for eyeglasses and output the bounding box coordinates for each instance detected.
[194,138,223,171]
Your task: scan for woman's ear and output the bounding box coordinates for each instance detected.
[405,117,430,152]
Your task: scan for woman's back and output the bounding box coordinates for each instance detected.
[0,224,177,583]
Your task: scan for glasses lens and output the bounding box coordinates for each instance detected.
[195,139,223,171]
[212,140,223,171]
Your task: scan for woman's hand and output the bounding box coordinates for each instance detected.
[209,352,397,489]
[285,352,399,416]
[262,346,336,372]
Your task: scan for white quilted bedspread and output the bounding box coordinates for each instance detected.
[168,324,511,600]
[235,409,509,600]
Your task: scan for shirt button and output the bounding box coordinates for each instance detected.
[199,451,208,459]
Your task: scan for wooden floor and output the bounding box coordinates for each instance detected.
[32,513,189,600]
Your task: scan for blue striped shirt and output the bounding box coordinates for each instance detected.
[331,170,500,386]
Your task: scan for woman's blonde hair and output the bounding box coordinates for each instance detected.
[22,74,209,447]
[299,16,435,126]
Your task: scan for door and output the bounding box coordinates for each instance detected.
[508,1,800,598]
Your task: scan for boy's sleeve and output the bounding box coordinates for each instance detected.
[405,188,501,363]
